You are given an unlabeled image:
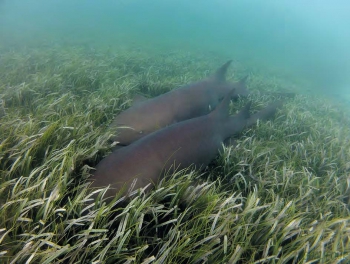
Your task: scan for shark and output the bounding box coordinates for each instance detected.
[110,60,249,145]
[89,89,283,201]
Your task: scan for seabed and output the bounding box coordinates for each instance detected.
[0,44,349,263]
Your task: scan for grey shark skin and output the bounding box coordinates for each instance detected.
[89,90,282,201]
[110,60,249,145]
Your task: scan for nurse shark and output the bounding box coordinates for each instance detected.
[90,89,283,200]
[110,60,249,145]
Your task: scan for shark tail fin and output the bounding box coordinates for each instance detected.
[246,100,283,128]
[213,60,232,82]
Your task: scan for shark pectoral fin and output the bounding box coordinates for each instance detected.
[131,94,149,106]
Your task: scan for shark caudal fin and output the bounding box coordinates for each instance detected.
[212,60,232,82]
[246,100,284,128]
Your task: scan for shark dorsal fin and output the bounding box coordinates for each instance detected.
[236,101,251,120]
[212,60,232,82]
[211,88,236,118]
[211,88,252,121]
[131,94,148,106]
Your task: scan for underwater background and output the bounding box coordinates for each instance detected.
[1,0,350,98]
[1,1,350,263]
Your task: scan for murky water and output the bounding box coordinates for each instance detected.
[0,0,349,97]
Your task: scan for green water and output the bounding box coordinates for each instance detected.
[0,0,349,97]
[1,2,350,263]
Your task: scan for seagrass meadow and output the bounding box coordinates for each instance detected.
[0,44,350,264]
